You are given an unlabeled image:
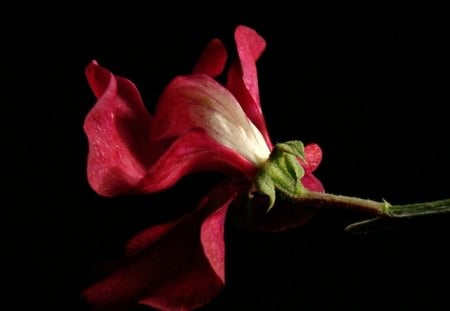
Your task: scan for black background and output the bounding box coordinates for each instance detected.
[5,1,450,310]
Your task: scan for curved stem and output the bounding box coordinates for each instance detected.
[294,191,387,215]
[295,192,450,218]
[291,192,450,233]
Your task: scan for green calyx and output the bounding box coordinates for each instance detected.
[253,140,307,211]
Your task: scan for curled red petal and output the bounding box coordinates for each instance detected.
[83,61,153,196]
[150,74,270,168]
[136,128,257,193]
[234,25,265,109]
[200,197,235,283]
[82,218,223,311]
[193,38,227,77]
[85,62,259,196]
[227,25,272,148]
[83,183,238,311]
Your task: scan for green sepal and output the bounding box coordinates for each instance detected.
[253,140,307,211]
[275,141,306,160]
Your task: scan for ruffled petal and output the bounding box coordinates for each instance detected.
[151,74,270,167]
[83,61,153,196]
[84,62,261,196]
[193,39,227,78]
[227,25,272,147]
[136,128,257,193]
[82,184,238,311]
[82,219,223,311]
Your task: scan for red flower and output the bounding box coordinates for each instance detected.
[83,25,323,310]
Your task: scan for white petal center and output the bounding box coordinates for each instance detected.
[183,77,271,166]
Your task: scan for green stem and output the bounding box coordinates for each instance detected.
[297,191,387,215]
[297,192,450,218]
[389,198,450,217]
[293,192,450,233]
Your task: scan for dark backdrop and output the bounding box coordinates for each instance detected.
[5,2,450,310]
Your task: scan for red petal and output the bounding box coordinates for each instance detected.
[295,144,324,192]
[83,184,238,311]
[149,73,270,171]
[137,128,257,193]
[234,25,265,109]
[193,39,227,77]
[303,143,323,173]
[151,74,259,141]
[201,202,232,283]
[82,219,223,311]
[84,62,256,197]
[300,143,324,191]
[301,173,325,193]
[227,25,272,147]
[138,253,224,311]
[139,185,237,310]
[83,61,153,196]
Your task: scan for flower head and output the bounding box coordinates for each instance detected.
[83,25,323,310]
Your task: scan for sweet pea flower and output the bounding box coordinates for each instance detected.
[82,25,323,310]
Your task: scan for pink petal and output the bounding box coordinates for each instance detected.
[83,184,238,311]
[149,74,270,169]
[227,25,272,147]
[234,25,266,110]
[303,143,323,173]
[84,62,257,197]
[150,74,256,141]
[193,39,227,77]
[83,61,153,196]
[200,201,233,283]
[300,143,324,192]
[138,253,224,311]
[136,128,257,193]
[82,219,223,311]
[140,185,237,310]
[301,173,325,192]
